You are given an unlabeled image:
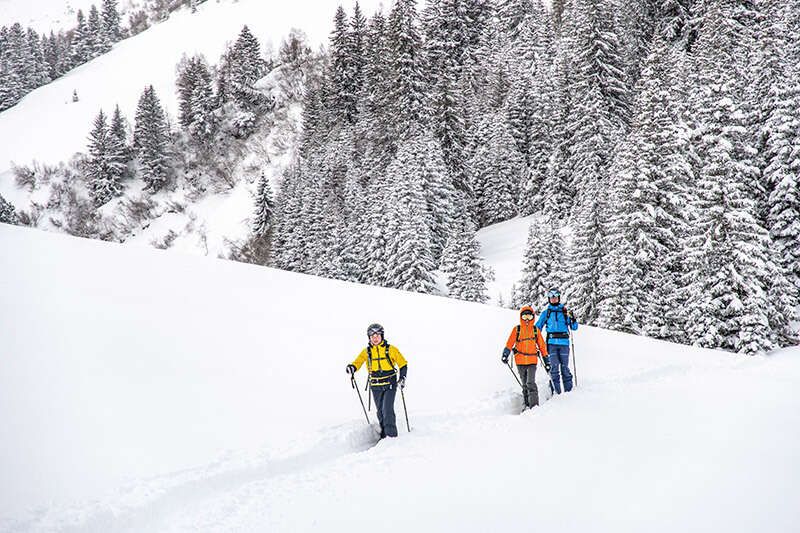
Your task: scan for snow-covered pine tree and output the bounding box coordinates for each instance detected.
[337,167,368,283]
[658,0,693,42]
[381,129,457,263]
[387,0,427,141]
[86,109,123,206]
[109,103,130,158]
[757,1,800,314]
[349,1,367,123]
[511,73,553,216]
[387,201,437,294]
[299,80,324,158]
[598,36,692,339]
[87,5,110,57]
[564,186,605,325]
[101,0,122,43]
[359,11,395,160]
[469,115,522,227]
[270,164,303,271]
[441,213,493,303]
[541,44,576,218]
[133,85,170,192]
[252,172,275,237]
[70,10,90,66]
[0,24,25,110]
[682,1,786,354]
[25,29,50,89]
[229,25,269,110]
[177,55,215,142]
[423,0,473,193]
[360,168,392,286]
[327,6,353,124]
[514,220,561,309]
[0,193,17,225]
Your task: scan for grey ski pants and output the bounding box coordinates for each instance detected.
[371,382,398,437]
[517,363,539,407]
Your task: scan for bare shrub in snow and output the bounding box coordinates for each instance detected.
[49,186,98,238]
[12,164,37,191]
[151,230,178,249]
[118,194,157,230]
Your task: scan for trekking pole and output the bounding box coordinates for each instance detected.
[350,374,371,426]
[400,387,411,432]
[365,376,371,411]
[505,360,523,389]
[541,356,558,398]
[569,328,578,388]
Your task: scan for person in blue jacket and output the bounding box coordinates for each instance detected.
[535,287,578,393]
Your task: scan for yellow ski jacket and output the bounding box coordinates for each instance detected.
[351,341,408,373]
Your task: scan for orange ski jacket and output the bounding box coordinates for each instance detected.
[505,306,548,365]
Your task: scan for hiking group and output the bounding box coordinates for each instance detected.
[502,288,579,410]
[346,287,578,438]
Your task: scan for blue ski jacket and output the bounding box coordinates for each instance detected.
[535,303,578,346]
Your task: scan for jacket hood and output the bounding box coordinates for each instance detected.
[519,305,535,325]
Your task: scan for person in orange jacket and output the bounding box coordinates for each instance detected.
[502,305,550,409]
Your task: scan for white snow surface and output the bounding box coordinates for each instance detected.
[2,222,799,532]
[0,0,103,32]
[0,0,385,179]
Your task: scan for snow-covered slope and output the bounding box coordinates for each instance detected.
[0,0,384,180]
[2,222,798,532]
[0,0,100,32]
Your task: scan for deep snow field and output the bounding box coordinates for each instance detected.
[2,222,799,532]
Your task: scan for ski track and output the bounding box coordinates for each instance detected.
[8,382,548,532]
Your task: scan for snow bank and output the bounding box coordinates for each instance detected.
[1,223,799,532]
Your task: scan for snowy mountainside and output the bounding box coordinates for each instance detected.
[0,0,384,175]
[1,223,798,532]
[0,0,386,257]
[0,0,105,32]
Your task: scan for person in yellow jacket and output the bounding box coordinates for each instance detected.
[501,305,549,409]
[346,323,408,438]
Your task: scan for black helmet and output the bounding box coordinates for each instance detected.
[367,323,384,338]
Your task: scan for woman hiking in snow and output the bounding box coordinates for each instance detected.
[502,306,549,410]
[346,323,408,438]
[535,288,578,394]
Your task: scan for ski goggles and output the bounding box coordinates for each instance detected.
[547,290,561,299]
[520,312,534,320]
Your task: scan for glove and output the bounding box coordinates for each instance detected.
[398,377,406,389]
[543,357,551,372]
[566,309,576,321]
[346,364,356,375]
[501,347,511,364]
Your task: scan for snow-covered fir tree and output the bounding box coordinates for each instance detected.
[469,116,522,227]
[0,193,17,225]
[252,172,275,237]
[133,85,170,192]
[441,213,494,303]
[514,220,561,309]
[86,109,124,206]
[682,1,788,355]
[101,0,123,43]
